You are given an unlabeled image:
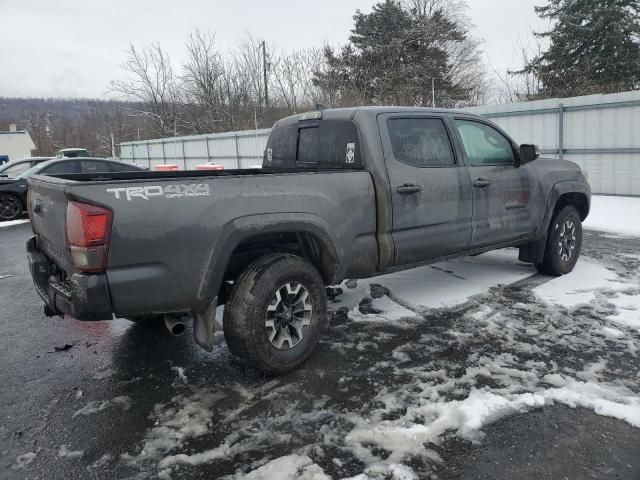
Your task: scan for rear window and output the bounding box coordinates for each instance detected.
[263,120,362,169]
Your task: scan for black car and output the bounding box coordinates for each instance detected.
[0,157,145,221]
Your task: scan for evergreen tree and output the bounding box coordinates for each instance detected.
[523,0,640,97]
[314,0,485,107]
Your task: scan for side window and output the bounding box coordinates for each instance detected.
[79,161,111,174]
[43,161,78,175]
[297,120,361,168]
[455,120,515,166]
[387,118,455,167]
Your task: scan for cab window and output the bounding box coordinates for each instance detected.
[388,118,455,167]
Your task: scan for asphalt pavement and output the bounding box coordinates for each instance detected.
[1,222,639,480]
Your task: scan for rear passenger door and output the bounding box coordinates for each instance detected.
[452,118,540,248]
[378,114,473,266]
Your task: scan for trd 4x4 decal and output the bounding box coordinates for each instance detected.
[106,184,210,201]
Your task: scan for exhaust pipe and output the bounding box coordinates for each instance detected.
[164,315,186,336]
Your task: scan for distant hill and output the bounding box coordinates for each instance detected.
[0,97,154,157]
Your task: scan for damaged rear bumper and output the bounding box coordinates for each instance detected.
[26,236,113,320]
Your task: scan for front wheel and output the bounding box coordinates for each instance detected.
[535,205,583,276]
[223,254,328,374]
[0,194,23,222]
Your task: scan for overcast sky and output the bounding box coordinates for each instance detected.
[0,0,548,99]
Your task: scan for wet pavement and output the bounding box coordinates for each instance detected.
[1,222,639,479]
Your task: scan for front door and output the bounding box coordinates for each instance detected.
[452,118,540,248]
[379,114,473,266]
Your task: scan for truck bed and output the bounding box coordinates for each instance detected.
[27,167,379,318]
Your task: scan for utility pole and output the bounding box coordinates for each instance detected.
[110,132,115,158]
[261,40,269,108]
[432,78,436,108]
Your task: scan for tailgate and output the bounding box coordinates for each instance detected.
[28,176,75,273]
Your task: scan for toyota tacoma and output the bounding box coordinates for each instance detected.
[26,107,591,373]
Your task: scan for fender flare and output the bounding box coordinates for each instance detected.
[193,212,341,314]
[520,180,591,264]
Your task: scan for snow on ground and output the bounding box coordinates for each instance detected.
[234,454,331,480]
[57,444,84,459]
[333,248,533,314]
[104,244,640,479]
[534,260,625,307]
[585,195,640,237]
[46,195,637,478]
[72,396,131,417]
[0,218,29,228]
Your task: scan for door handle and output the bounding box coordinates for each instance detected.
[473,178,491,189]
[397,184,422,195]
[33,199,42,214]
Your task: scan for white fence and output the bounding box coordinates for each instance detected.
[118,91,640,196]
[118,128,270,170]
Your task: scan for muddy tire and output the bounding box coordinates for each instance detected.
[535,205,582,276]
[223,254,328,374]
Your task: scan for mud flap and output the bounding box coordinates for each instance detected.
[193,297,217,352]
[519,236,547,264]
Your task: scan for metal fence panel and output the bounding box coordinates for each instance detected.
[118,129,270,171]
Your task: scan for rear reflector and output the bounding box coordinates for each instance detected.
[66,201,113,272]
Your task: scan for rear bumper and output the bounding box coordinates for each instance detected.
[26,236,113,320]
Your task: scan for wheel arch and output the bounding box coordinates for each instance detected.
[520,181,590,264]
[194,213,341,312]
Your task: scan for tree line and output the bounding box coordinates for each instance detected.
[3,0,640,155]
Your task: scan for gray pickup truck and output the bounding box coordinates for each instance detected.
[26,107,590,373]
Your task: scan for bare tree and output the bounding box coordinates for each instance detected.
[271,48,327,113]
[493,37,545,104]
[110,43,183,136]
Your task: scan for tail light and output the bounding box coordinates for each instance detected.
[66,201,113,273]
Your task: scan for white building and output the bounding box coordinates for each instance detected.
[0,124,36,164]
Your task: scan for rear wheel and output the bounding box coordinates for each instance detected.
[0,194,22,222]
[535,205,582,276]
[223,254,328,374]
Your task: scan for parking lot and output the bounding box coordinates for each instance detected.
[1,214,639,479]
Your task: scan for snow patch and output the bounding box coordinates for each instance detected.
[12,451,38,469]
[0,219,29,228]
[584,195,640,237]
[73,396,131,417]
[57,444,84,459]
[236,454,330,480]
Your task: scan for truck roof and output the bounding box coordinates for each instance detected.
[274,106,478,127]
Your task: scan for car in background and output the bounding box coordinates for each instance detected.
[0,157,53,178]
[0,157,145,221]
[56,148,90,158]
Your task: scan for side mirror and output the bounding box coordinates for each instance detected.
[519,144,539,164]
